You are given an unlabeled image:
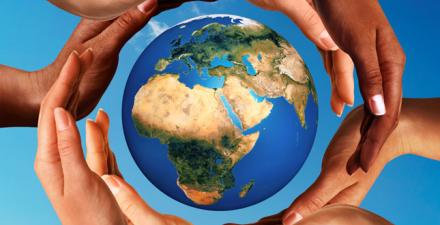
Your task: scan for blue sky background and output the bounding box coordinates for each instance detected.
[0,0,439,224]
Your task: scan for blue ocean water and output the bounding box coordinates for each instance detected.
[122,15,318,210]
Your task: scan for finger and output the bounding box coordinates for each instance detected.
[331,86,345,117]
[95,109,110,136]
[278,0,338,51]
[332,50,355,105]
[359,28,405,172]
[347,108,374,175]
[102,0,157,50]
[327,183,365,206]
[101,175,165,224]
[94,109,119,175]
[72,19,114,43]
[86,119,108,175]
[110,152,123,177]
[162,214,193,225]
[36,52,81,177]
[351,44,385,116]
[282,175,349,225]
[318,49,332,76]
[54,108,90,181]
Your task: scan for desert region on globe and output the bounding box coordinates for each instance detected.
[122,14,318,210]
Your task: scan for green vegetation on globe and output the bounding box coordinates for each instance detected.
[131,15,317,206]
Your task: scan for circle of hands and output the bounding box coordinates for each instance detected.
[36,50,413,225]
[29,0,414,225]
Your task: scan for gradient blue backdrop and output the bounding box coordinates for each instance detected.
[0,0,439,224]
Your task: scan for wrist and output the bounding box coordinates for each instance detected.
[385,98,440,161]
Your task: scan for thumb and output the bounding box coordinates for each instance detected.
[277,0,338,51]
[282,175,345,225]
[101,175,166,225]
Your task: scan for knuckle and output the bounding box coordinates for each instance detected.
[306,196,326,211]
[364,67,382,84]
[116,13,135,30]
[57,135,74,158]
[303,8,320,27]
[121,199,139,217]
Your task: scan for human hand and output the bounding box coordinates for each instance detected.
[313,0,406,172]
[86,109,192,225]
[225,106,398,225]
[226,204,391,225]
[227,98,440,225]
[248,0,355,116]
[1,1,156,127]
[35,51,192,225]
[49,0,216,20]
[35,51,127,225]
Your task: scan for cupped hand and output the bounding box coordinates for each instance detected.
[225,104,410,225]
[35,51,127,225]
[85,110,192,225]
[49,0,216,20]
[35,51,191,225]
[27,1,157,126]
[248,0,355,116]
[313,0,406,172]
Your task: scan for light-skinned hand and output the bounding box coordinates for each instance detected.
[226,98,440,225]
[35,51,192,225]
[225,205,392,225]
[86,109,192,225]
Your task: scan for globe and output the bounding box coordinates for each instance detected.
[122,14,318,211]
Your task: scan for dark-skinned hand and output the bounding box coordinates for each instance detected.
[312,0,406,173]
[0,0,215,127]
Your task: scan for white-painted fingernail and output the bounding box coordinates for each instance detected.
[319,30,338,51]
[283,212,303,225]
[369,94,386,116]
[102,175,120,195]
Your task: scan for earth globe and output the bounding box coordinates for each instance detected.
[122,14,318,210]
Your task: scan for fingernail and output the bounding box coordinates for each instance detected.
[347,104,354,107]
[369,95,386,116]
[319,31,338,51]
[54,108,70,131]
[137,0,156,14]
[283,212,303,225]
[102,175,120,195]
[336,113,342,118]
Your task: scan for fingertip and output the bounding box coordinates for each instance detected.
[319,30,338,51]
[282,211,303,225]
[54,107,70,131]
[137,0,157,15]
[79,48,94,68]
[369,95,386,116]
[96,108,110,134]
[331,91,345,117]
